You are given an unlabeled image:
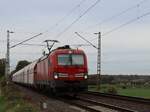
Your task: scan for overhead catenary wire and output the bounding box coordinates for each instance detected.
[45,0,87,31]
[43,0,87,34]
[82,0,149,31]
[0,39,32,43]
[69,44,91,46]
[10,52,42,55]
[7,0,148,49]
[10,0,87,49]
[91,10,150,41]
[75,32,98,49]
[10,33,43,49]
[102,10,150,36]
[54,0,101,39]
[20,43,45,47]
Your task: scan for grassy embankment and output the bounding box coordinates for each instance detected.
[0,77,40,112]
[0,96,5,112]
[88,84,150,99]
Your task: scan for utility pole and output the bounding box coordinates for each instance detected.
[94,32,101,91]
[75,32,102,90]
[5,30,14,80]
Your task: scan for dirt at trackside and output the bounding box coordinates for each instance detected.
[14,84,84,112]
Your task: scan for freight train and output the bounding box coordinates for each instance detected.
[12,45,88,94]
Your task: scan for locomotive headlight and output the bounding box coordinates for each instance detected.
[54,73,58,79]
[84,74,88,79]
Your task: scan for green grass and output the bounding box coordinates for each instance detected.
[88,84,150,99]
[0,77,39,112]
[118,88,150,98]
[0,96,6,112]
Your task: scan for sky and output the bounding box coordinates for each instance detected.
[0,0,150,75]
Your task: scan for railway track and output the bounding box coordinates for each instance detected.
[76,96,137,112]
[86,91,150,104]
[57,95,136,112]
[76,91,150,112]
[14,84,150,112]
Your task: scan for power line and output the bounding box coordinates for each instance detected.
[20,43,45,47]
[10,52,42,55]
[43,0,87,34]
[102,10,150,36]
[99,0,148,24]
[10,33,43,49]
[69,44,91,46]
[75,32,98,49]
[55,0,101,39]
[0,39,27,43]
[52,0,86,26]
[83,0,148,31]
[9,0,87,49]
[91,10,150,40]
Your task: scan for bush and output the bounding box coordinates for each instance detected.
[104,85,118,94]
[121,85,127,89]
[0,77,7,91]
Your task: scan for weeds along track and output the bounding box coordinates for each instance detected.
[77,91,150,112]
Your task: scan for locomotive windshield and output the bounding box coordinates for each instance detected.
[58,54,84,66]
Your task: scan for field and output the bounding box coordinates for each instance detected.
[88,84,150,99]
[118,88,150,98]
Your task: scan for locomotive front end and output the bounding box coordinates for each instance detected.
[52,49,88,92]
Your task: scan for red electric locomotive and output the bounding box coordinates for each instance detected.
[12,45,88,93]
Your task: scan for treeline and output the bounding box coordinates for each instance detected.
[11,60,31,75]
[88,74,150,86]
[0,58,30,78]
[0,58,6,78]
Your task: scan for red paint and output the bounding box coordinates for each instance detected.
[36,48,88,82]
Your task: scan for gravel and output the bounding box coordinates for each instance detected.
[79,93,150,112]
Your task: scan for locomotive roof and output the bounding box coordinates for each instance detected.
[52,48,84,53]
[51,45,84,54]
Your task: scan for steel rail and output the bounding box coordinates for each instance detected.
[86,91,150,104]
[56,97,102,112]
[77,96,137,112]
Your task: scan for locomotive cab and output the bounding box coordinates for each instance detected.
[49,46,88,93]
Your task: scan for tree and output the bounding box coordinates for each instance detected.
[10,60,31,76]
[15,60,31,72]
[0,58,6,77]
